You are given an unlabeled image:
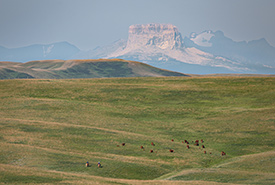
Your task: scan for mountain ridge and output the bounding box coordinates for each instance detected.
[184,30,275,67]
[1,23,274,74]
[0,41,80,63]
[77,23,274,74]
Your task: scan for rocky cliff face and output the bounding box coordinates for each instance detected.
[126,23,183,50]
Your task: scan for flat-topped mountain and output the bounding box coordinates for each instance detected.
[0,59,188,79]
[126,23,183,50]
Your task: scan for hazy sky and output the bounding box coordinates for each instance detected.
[1,0,275,50]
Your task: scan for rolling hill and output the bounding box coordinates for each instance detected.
[0,59,188,79]
[0,77,274,184]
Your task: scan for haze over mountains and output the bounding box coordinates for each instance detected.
[1,23,275,74]
[0,41,80,63]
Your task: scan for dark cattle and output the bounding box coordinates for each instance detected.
[186,141,189,144]
[204,151,206,154]
[195,140,199,143]
[184,140,187,143]
[201,139,204,143]
[140,146,144,149]
[169,149,174,152]
[187,145,190,149]
[122,143,125,146]
[202,145,205,148]
[150,150,154,153]
[221,151,226,156]
[151,142,155,146]
[171,139,174,142]
[117,145,120,147]
[194,143,199,146]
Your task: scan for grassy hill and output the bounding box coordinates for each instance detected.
[0,59,187,79]
[0,77,274,184]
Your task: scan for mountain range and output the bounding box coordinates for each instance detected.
[0,41,80,63]
[1,23,275,74]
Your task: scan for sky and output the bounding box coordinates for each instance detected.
[0,0,275,51]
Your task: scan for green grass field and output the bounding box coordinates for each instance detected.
[1,77,274,184]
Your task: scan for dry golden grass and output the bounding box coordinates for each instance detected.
[1,77,274,184]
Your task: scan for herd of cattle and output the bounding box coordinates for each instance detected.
[118,139,227,156]
[86,139,226,167]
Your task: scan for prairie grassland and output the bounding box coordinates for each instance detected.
[0,77,274,184]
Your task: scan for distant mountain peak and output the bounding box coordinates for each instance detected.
[214,30,225,37]
[248,37,271,47]
[190,30,216,47]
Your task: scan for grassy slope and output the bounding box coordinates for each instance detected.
[0,59,187,79]
[0,77,274,184]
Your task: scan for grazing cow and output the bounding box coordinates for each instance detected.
[204,151,206,154]
[194,143,199,146]
[201,139,204,143]
[210,152,212,154]
[186,141,189,144]
[169,149,174,153]
[202,145,205,148]
[140,146,144,149]
[122,143,125,146]
[221,151,226,156]
[151,142,155,146]
[195,140,199,143]
[86,162,89,167]
[171,139,174,142]
[150,150,154,153]
[187,145,190,149]
[117,145,120,147]
[184,140,187,143]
